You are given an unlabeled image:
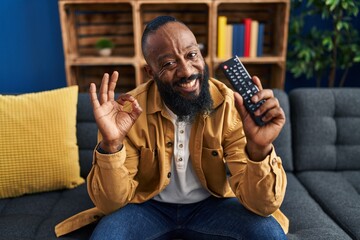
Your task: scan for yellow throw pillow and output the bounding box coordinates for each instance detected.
[0,86,84,198]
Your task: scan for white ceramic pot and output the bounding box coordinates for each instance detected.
[98,48,112,57]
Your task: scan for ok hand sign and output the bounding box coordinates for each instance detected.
[89,71,143,153]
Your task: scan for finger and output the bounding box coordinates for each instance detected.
[252,89,274,103]
[254,97,279,117]
[129,99,143,121]
[117,93,135,105]
[99,73,110,104]
[261,105,285,125]
[234,92,257,128]
[252,76,263,91]
[108,71,119,101]
[89,83,101,109]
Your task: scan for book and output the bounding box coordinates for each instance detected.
[217,16,227,59]
[257,23,265,56]
[226,24,233,59]
[232,24,238,57]
[232,23,245,57]
[250,20,259,57]
[243,18,252,57]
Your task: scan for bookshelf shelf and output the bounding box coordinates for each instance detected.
[68,57,136,66]
[59,0,289,91]
[214,56,285,64]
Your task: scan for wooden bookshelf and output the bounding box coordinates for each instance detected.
[58,0,289,92]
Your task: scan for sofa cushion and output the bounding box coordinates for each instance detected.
[273,89,293,172]
[290,88,360,171]
[297,171,360,239]
[282,173,351,240]
[76,93,98,178]
[0,86,84,199]
[0,184,95,240]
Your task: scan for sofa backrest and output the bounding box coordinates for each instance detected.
[76,90,295,177]
[290,88,360,171]
[77,93,98,178]
[273,89,293,172]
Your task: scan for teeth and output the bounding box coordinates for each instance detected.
[179,79,196,88]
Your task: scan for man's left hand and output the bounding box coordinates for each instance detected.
[234,76,286,161]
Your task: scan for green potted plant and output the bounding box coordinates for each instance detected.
[95,38,114,57]
[287,0,360,87]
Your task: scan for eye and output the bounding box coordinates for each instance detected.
[162,61,176,68]
[188,52,197,58]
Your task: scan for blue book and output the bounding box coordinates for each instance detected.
[257,23,265,56]
[232,24,244,57]
[232,24,239,57]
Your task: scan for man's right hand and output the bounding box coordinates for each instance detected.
[89,71,143,153]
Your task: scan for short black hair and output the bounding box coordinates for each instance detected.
[141,16,185,60]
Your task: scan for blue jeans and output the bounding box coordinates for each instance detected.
[90,196,286,240]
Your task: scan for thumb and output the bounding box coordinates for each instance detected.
[234,92,248,120]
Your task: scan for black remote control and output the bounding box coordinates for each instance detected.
[220,56,266,126]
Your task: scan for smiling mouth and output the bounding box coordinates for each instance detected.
[174,74,202,96]
[178,79,197,89]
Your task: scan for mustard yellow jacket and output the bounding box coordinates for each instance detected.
[55,78,289,237]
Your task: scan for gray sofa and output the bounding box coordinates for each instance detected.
[0,88,359,240]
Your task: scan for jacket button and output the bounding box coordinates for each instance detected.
[272,158,277,166]
[212,151,218,156]
[166,142,173,148]
[167,172,171,178]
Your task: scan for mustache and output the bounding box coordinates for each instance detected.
[176,73,202,85]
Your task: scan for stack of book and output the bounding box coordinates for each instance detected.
[217,16,265,59]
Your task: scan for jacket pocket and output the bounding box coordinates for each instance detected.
[137,147,159,191]
[201,147,230,196]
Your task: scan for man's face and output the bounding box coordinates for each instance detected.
[144,22,211,118]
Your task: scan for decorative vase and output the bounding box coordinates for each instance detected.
[98,48,112,57]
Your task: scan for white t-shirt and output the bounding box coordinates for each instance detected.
[153,107,210,204]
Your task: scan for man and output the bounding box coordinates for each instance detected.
[76,16,288,239]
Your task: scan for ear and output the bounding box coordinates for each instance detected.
[143,65,154,80]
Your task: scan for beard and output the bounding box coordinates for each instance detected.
[154,67,213,122]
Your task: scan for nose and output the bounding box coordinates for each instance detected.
[176,59,193,79]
